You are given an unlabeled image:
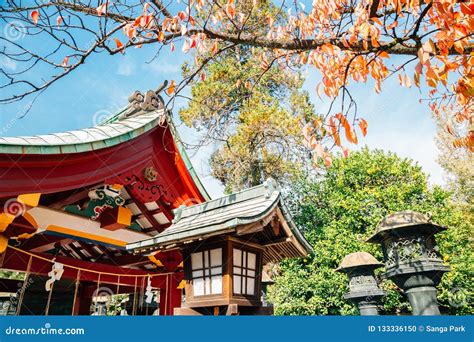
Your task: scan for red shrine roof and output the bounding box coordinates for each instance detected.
[0,88,209,269]
[0,88,209,204]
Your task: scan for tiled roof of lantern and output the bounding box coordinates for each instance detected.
[336,252,383,273]
[127,179,313,263]
[366,210,447,243]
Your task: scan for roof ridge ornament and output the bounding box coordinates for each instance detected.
[172,204,186,224]
[118,80,168,120]
[263,178,279,198]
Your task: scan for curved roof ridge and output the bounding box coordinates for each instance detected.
[0,107,164,154]
[172,178,280,221]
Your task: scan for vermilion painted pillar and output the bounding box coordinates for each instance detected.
[158,250,183,315]
[159,274,182,315]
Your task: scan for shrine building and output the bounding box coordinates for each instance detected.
[0,86,311,316]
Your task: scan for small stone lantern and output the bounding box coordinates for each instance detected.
[366,211,450,315]
[336,252,385,315]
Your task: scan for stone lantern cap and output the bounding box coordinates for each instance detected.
[366,211,447,244]
[336,252,383,273]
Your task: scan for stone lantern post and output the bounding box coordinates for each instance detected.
[366,211,450,315]
[336,252,385,316]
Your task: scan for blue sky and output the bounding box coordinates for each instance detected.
[0,26,445,199]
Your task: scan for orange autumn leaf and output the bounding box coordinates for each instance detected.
[96,3,108,16]
[346,128,358,144]
[133,15,143,27]
[323,153,332,167]
[460,3,474,15]
[56,16,63,26]
[422,39,436,54]
[374,80,381,94]
[333,131,341,147]
[178,11,187,21]
[61,56,69,69]
[446,124,454,135]
[335,113,350,131]
[113,38,124,53]
[342,146,349,158]
[226,4,236,19]
[404,75,412,88]
[302,123,311,139]
[336,113,358,144]
[371,17,382,26]
[123,24,137,39]
[328,116,341,147]
[210,41,219,55]
[31,11,39,25]
[157,31,165,42]
[167,80,176,95]
[358,118,368,137]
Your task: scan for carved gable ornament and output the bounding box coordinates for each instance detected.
[118,81,168,120]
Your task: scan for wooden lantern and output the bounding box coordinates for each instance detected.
[183,236,264,309]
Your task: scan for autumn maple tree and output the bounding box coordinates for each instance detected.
[0,0,472,157]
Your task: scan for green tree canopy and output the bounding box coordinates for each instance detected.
[179,2,317,192]
[180,47,316,192]
[268,148,473,315]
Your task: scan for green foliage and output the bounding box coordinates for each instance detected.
[268,148,473,315]
[180,1,315,192]
[106,294,129,316]
[0,270,23,280]
[180,46,316,191]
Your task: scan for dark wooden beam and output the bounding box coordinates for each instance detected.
[49,189,90,209]
[19,234,72,253]
[108,253,150,268]
[124,185,172,233]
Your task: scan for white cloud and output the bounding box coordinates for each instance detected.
[116,58,136,76]
[145,61,181,75]
[356,87,447,186]
[361,129,446,186]
[0,56,17,70]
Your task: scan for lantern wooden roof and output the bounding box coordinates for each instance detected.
[127,179,313,264]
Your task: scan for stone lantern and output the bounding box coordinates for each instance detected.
[336,252,385,316]
[366,211,450,315]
